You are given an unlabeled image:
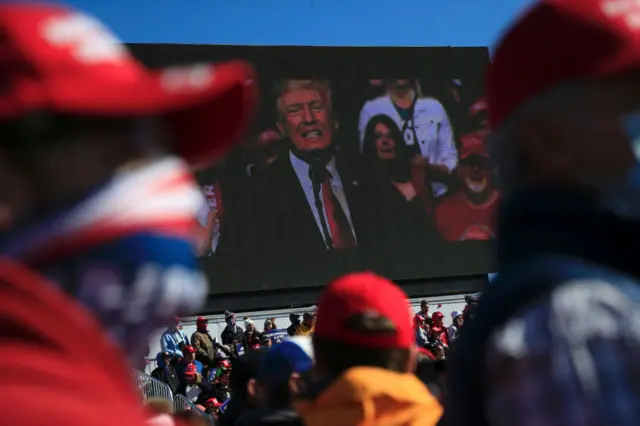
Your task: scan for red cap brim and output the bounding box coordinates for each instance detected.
[2,60,258,169]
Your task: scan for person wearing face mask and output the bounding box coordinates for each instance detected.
[191,316,229,367]
[445,2,640,425]
[0,3,257,425]
[220,311,248,356]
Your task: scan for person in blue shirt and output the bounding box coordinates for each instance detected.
[161,318,190,358]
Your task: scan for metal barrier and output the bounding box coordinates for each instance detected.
[132,370,173,402]
[172,394,217,425]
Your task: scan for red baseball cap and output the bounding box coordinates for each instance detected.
[459,132,488,160]
[184,363,198,376]
[182,345,197,354]
[314,272,413,350]
[487,0,640,129]
[0,3,258,168]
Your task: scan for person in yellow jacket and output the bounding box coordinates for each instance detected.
[294,312,316,336]
[294,272,443,426]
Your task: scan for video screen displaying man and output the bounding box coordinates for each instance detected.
[434,131,499,241]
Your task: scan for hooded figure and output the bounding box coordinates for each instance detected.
[150,351,180,397]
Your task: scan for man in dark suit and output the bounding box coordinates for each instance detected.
[252,79,370,286]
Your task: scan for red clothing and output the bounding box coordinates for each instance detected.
[0,259,148,426]
[434,189,499,241]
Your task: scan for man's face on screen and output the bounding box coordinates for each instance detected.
[278,88,333,151]
[459,155,491,196]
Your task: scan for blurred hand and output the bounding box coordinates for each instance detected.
[411,155,428,167]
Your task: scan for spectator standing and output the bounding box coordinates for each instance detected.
[446,2,640,425]
[191,316,220,367]
[417,300,433,327]
[447,311,463,343]
[150,351,180,397]
[0,3,257,426]
[287,313,301,336]
[296,272,442,425]
[244,318,260,346]
[294,312,315,336]
[221,311,248,355]
[161,318,190,358]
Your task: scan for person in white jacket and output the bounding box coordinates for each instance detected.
[358,79,458,195]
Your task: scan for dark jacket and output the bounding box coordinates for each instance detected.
[221,325,247,352]
[445,187,640,426]
[250,153,368,286]
[150,358,180,396]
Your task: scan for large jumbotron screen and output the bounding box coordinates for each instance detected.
[130,45,495,300]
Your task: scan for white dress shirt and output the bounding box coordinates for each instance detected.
[289,151,356,248]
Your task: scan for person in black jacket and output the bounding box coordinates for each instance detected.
[220,311,248,355]
[150,351,179,397]
[286,313,300,336]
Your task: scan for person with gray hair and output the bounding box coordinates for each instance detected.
[446,1,640,426]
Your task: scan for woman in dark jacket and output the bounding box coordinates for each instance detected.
[360,114,441,276]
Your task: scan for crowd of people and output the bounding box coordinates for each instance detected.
[146,293,481,425]
[144,273,479,426]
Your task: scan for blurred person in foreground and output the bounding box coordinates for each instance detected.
[254,336,313,426]
[219,348,268,426]
[0,2,257,425]
[446,1,640,425]
[295,272,442,426]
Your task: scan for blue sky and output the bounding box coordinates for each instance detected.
[66,0,534,48]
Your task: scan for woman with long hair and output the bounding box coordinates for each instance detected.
[359,114,441,276]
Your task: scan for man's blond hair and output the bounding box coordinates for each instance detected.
[274,79,332,120]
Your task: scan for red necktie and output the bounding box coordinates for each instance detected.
[321,173,357,249]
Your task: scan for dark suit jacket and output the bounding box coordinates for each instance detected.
[250,153,368,287]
